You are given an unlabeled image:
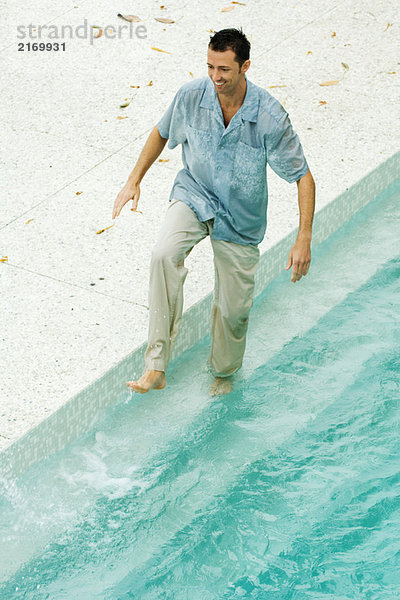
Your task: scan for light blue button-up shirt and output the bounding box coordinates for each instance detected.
[157,75,309,246]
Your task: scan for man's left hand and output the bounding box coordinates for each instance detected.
[285,239,311,283]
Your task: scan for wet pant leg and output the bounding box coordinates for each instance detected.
[208,237,260,377]
[144,199,212,372]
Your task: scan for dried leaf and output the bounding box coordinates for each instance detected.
[384,23,392,31]
[155,17,175,24]
[268,84,286,88]
[331,31,336,37]
[147,80,153,86]
[151,46,172,53]
[117,14,141,22]
[0,256,8,262]
[341,62,349,69]
[117,116,129,119]
[319,101,327,105]
[75,191,83,195]
[319,80,339,86]
[222,6,234,11]
[189,71,194,78]
[96,224,114,234]
[232,1,246,4]
[130,85,140,88]
[94,28,103,38]
[307,50,312,55]
[158,158,170,162]
[160,5,165,8]
[130,208,143,213]
[25,218,34,224]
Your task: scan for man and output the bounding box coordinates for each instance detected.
[112,28,315,396]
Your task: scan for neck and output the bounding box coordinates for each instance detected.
[219,76,247,110]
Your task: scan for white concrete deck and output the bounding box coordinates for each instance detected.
[1,0,399,452]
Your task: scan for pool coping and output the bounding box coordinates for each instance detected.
[1,149,399,481]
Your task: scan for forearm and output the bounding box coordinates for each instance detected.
[128,125,168,184]
[296,170,315,241]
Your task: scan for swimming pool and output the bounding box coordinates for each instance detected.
[0,179,399,599]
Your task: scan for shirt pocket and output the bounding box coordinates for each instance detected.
[232,141,266,203]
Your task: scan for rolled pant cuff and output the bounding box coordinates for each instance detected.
[207,358,241,378]
[144,358,167,372]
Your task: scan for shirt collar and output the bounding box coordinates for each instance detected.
[200,75,259,123]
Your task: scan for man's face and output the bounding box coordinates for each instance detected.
[207,48,249,96]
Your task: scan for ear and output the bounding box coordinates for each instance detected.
[241,59,251,74]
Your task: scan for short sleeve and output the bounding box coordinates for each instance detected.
[266,112,309,183]
[157,88,187,150]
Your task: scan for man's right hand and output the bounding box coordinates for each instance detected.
[112,180,141,219]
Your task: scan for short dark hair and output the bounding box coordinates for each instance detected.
[208,28,250,69]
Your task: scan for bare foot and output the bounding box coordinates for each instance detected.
[210,376,233,396]
[127,370,166,394]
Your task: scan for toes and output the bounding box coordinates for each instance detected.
[127,384,148,394]
[126,376,165,393]
[127,381,145,391]
[126,381,140,388]
[210,380,232,396]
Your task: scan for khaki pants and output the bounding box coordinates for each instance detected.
[144,199,260,377]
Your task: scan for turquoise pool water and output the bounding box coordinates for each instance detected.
[0,181,399,599]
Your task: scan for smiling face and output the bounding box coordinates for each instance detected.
[207,47,250,96]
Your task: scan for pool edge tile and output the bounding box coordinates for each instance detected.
[1,149,399,481]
